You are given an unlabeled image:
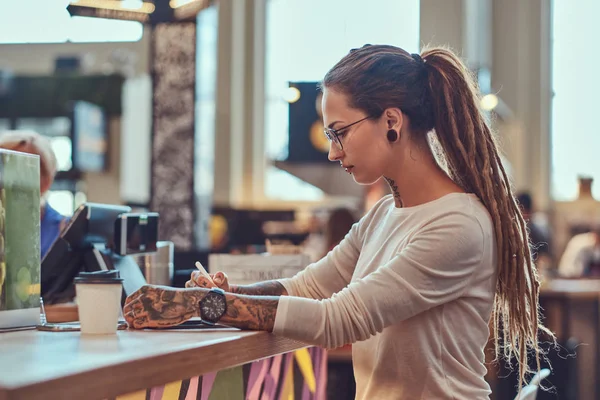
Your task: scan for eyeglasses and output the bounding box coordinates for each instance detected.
[323,116,372,151]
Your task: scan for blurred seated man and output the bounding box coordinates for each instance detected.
[559,225,600,277]
[0,131,68,258]
[325,208,357,253]
[516,192,552,267]
[303,208,357,262]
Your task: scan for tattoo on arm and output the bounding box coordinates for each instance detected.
[220,294,279,331]
[230,280,288,296]
[125,286,281,331]
[384,176,403,207]
[129,287,204,328]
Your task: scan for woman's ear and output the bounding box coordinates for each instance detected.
[384,108,404,132]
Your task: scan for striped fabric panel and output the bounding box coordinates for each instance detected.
[115,348,327,400]
[161,380,183,400]
[246,359,270,400]
[184,377,199,400]
[278,355,295,400]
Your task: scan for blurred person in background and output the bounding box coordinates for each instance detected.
[324,208,356,253]
[516,192,552,270]
[303,207,357,262]
[559,224,600,277]
[0,131,68,257]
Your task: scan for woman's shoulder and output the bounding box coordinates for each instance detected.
[428,193,493,233]
[358,193,493,238]
[398,194,494,248]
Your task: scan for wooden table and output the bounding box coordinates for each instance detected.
[541,278,600,298]
[0,328,308,400]
[539,278,600,400]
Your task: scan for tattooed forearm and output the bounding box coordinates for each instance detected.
[230,280,288,297]
[384,176,403,207]
[124,285,205,329]
[220,294,279,331]
[124,285,281,331]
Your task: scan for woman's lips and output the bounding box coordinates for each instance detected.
[343,165,354,173]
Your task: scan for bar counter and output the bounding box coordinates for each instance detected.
[539,278,600,400]
[0,327,324,400]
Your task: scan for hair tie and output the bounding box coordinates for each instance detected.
[411,53,425,64]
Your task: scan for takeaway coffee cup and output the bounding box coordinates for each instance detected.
[75,270,123,335]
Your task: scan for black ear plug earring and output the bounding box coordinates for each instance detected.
[387,129,398,143]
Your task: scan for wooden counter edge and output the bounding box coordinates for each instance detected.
[3,332,308,400]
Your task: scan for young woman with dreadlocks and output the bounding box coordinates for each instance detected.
[125,44,552,399]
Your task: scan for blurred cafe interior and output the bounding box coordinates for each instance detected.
[0,0,598,399]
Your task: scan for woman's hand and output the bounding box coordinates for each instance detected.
[123,285,204,329]
[185,271,231,292]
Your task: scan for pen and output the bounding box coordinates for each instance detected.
[195,261,216,286]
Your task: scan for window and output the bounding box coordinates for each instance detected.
[47,190,86,216]
[16,117,70,138]
[551,0,600,200]
[0,0,143,44]
[0,120,10,132]
[264,0,420,200]
[51,136,73,172]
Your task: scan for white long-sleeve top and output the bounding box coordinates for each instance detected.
[274,193,497,399]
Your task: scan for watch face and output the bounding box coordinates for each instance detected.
[200,292,227,322]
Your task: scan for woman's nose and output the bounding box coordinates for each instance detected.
[328,142,343,161]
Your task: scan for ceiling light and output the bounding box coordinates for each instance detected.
[481,94,499,111]
[170,0,203,8]
[284,87,301,103]
[69,0,155,14]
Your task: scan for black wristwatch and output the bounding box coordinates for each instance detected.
[199,287,227,324]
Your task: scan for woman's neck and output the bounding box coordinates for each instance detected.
[384,150,463,208]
